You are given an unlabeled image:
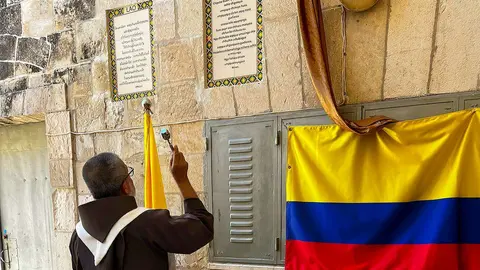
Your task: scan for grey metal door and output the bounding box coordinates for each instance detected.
[0,123,53,270]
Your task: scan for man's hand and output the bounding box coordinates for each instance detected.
[170,145,198,199]
[170,145,189,183]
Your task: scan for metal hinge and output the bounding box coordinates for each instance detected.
[275,131,281,145]
[274,237,280,251]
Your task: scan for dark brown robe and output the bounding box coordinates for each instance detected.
[69,196,214,270]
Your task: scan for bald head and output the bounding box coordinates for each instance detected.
[82,152,129,199]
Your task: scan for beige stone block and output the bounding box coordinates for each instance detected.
[383,0,436,98]
[48,134,72,160]
[323,8,343,103]
[92,59,109,94]
[124,98,144,127]
[74,94,106,132]
[1,91,24,117]
[154,0,176,41]
[166,193,183,216]
[322,0,341,9]
[233,82,271,115]
[75,134,95,161]
[159,42,196,83]
[122,129,145,159]
[94,132,123,155]
[71,64,93,97]
[78,194,94,205]
[171,121,205,154]
[177,0,203,37]
[202,87,237,119]
[24,87,48,115]
[263,0,297,19]
[53,188,77,231]
[346,0,388,103]
[21,0,54,37]
[49,159,73,188]
[176,245,208,269]
[301,51,321,108]
[105,98,125,129]
[47,84,67,112]
[75,161,90,195]
[52,232,73,270]
[265,17,303,111]
[157,81,202,123]
[75,19,106,61]
[430,1,480,93]
[46,111,71,135]
[185,154,205,192]
[192,37,205,87]
[47,30,75,69]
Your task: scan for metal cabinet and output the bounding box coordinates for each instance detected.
[205,117,278,265]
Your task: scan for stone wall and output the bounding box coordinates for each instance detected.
[0,0,479,269]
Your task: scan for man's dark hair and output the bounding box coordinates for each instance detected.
[82,152,128,199]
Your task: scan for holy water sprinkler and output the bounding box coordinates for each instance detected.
[161,128,174,151]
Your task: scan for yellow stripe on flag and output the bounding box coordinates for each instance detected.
[144,112,167,209]
[287,109,480,203]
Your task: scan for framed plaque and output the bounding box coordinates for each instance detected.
[204,0,264,88]
[106,1,156,101]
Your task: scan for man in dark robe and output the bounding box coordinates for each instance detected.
[69,146,213,270]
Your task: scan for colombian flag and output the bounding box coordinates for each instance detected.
[286,109,480,269]
[144,110,167,209]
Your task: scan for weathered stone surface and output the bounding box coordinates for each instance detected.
[0,35,16,61]
[159,42,196,83]
[92,58,109,94]
[75,19,106,61]
[17,37,51,69]
[24,86,48,115]
[46,83,67,112]
[154,0,175,42]
[49,159,73,187]
[53,188,77,231]
[0,4,22,35]
[185,154,204,192]
[124,98,144,127]
[346,0,387,103]
[177,0,202,37]
[6,0,23,5]
[74,134,94,161]
[94,132,122,155]
[265,17,303,111]
[121,130,144,159]
[46,111,71,134]
[157,81,202,123]
[430,1,480,93]
[47,30,75,69]
[75,162,89,194]
[383,0,436,98]
[233,82,271,115]
[15,63,42,76]
[0,91,24,117]
[202,87,237,119]
[105,98,125,129]
[52,232,74,270]
[21,0,54,37]
[78,194,94,205]
[175,246,208,269]
[323,8,343,103]
[53,0,96,30]
[0,62,15,80]
[166,193,182,216]
[263,0,297,19]
[47,134,72,159]
[301,51,321,108]
[0,76,28,94]
[29,73,52,88]
[70,64,93,100]
[0,0,5,8]
[322,0,341,8]
[74,94,106,132]
[171,121,205,154]
[192,37,205,87]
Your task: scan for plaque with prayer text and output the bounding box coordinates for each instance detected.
[106,1,156,101]
[205,0,264,88]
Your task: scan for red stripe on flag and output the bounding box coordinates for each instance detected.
[286,240,480,270]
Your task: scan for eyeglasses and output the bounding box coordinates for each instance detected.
[127,166,134,177]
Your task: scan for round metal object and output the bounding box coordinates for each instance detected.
[340,0,379,12]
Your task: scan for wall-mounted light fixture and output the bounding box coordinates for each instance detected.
[340,0,379,12]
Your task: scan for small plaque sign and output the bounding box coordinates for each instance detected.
[106,1,156,101]
[205,0,264,88]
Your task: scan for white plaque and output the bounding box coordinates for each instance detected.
[205,0,264,88]
[106,1,156,101]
